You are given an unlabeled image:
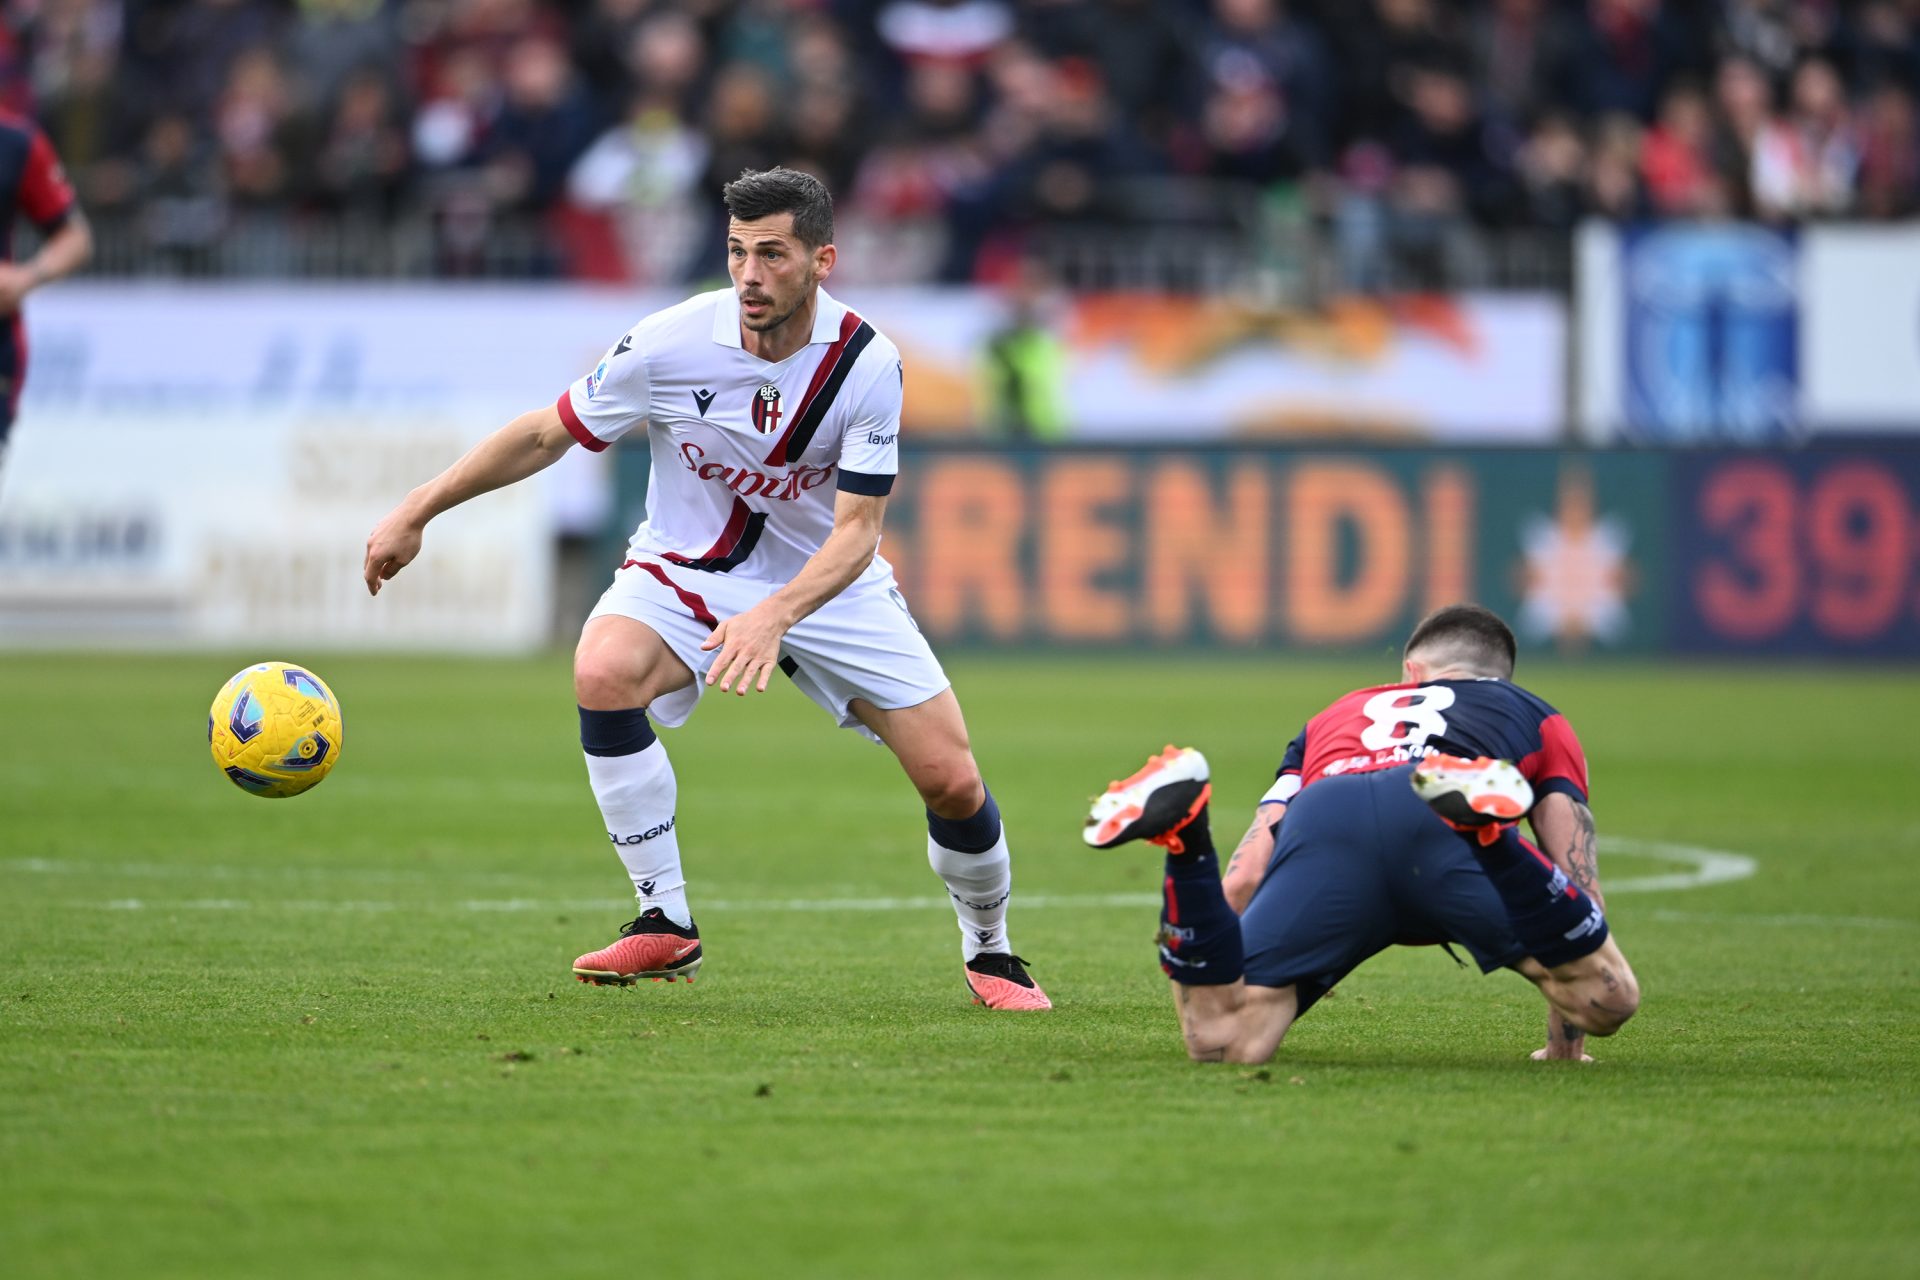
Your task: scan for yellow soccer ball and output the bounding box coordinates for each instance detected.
[207,662,345,798]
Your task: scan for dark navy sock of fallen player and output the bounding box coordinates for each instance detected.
[1156,805,1245,985]
[1467,825,1609,969]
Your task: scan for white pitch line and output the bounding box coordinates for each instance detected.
[76,892,1160,914]
[1641,909,1920,931]
[9,836,1758,898]
[59,899,1918,931]
[1599,838,1757,893]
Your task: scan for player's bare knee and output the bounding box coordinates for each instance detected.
[915,761,985,818]
[1559,958,1640,1036]
[1584,969,1641,1035]
[573,651,640,710]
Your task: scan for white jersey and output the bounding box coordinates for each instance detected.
[557,287,903,586]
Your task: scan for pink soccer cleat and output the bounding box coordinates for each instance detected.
[964,952,1052,1011]
[573,908,703,986]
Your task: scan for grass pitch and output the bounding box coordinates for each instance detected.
[4,652,1918,1279]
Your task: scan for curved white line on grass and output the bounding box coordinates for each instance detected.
[1597,837,1757,894]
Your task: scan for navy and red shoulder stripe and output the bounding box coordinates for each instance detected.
[762,310,876,467]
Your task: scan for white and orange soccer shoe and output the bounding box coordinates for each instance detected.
[1083,746,1213,853]
[1409,754,1534,845]
[964,952,1052,1011]
[572,908,703,986]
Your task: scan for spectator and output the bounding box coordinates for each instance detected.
[1557,0,1706,122]
[290,0,402,112]
[1642,81,1721,214]
[1333,0,1463,146]
[1856,82,1919,216]
[1584,112,1652,218]
[313,67,411,220]
[1468,0,1566,128]
[483,36,598,212]
[1513,113,1589,230]
[1839,0,1920,94]
[214,48,306,213]
[569,0,654,122]
[1751,56,1858,217]
[1389,64,1512,225]
[2,0,1917,284]
[411,45,498,172]
[133,112,228,275]
[1710,52,1774,214]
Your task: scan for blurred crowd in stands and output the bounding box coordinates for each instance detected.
[3,0,1917,283]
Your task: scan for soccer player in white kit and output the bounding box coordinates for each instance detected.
[362,167,1050,1010]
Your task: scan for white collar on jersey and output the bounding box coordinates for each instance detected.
[711,286,849,350]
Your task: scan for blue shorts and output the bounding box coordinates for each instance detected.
[1239,764,1526,1011]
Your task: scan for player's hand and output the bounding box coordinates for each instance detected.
[0,262,35,315]
[1531,1046,1595,1063]
[700,600,790,695]
[363,508,425,596]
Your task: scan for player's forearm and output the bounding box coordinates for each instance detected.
[401,407,572,525]
[26,214,91,287]
[765,518,877,626]
[1528,793,1603,1059]
[1529,792,1604,908]
[764,495,883,626]
[1222,805,1281,915]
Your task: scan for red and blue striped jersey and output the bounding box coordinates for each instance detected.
[0,113,76,259]
[1276,678,1589,805]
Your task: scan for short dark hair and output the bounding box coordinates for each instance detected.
[722,166,834,248]
[1404,603,1518,678]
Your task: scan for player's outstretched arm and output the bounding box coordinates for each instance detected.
[1528,791,1606,1061]
[363,402,576,596]
[702,490,886,694]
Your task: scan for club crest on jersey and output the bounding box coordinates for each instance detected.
[750,382,783,435]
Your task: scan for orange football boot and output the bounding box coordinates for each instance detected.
[1083,746,1213,853]
[1409,754,1535,846]
[573,909,703,985]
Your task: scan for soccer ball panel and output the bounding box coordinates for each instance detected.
[207,662,345,798]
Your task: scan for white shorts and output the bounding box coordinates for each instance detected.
[587,553,950,742]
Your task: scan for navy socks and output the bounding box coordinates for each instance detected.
[927,787,1002,853]
[1157,808,1245,986]
[1471,827,1609,969]
[579,706,656,757]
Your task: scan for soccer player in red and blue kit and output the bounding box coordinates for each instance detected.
[1084,604,1640,1063]
[0,112,91,453]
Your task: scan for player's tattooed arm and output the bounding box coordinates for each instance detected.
[1566,801,1601,900]
[1528,792,1604,908]
[1222,805,1282,915]
[1527,791,1604,1061]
